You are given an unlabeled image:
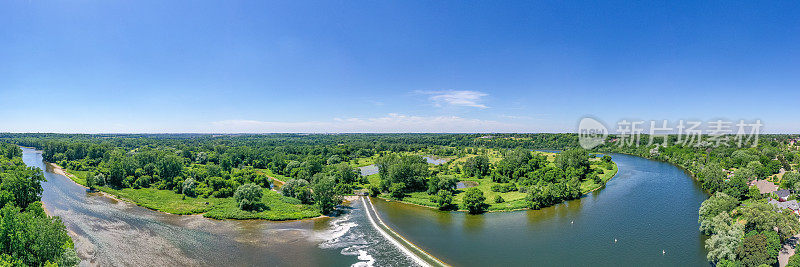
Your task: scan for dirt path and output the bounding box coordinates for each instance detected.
[780,233,800,267]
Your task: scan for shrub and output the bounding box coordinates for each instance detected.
[367,184,380,197]
[182,178,198,197]
[234,183,263,211]
[389,182,406,199]
[491,183,517,193]
[462,188,487,214]
[430,190,453,210]
[86,173,102,190]
[282,179,310,198]
[134,175,152,189]
[494,195,505,203]
[788,254,800,267]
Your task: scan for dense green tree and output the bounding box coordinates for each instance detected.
[330,163,359,184]
[705,213,744,263]
[327,155,342,165]
[233,183,263,211]
[377,154,429,191]
[0,203,74,267]
[493,195,505,203]
[157,154,184,181]
[782,172,800,189]
[389,182,406,199]
[736,234,774,267]
[700,163,725,193]
[282,179,312,203]
[760,230,780,260]
[463,156,490,178]
[313,176,342,214]
[182,178,198,197]
[740,202,800,240]
[462,187,487,214]
[788,254,800,267]
[430,190,453,210]
[86,172,105,190]
[723,175,749,201]
[555,149,590,179]
[699,192,740,234]
[0,166,45,209]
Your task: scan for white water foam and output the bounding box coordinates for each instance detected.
[352,249,376,267]
[315,209,376,266]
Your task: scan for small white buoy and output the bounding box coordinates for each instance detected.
[571,220,574,224]
[614,238,617,243]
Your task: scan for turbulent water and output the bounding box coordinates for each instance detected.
[316,204,419,267]
[24,147,413,267]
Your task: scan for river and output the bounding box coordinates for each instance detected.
[27,147,709,266]
[23,147,415,267]
[370,153,710,266]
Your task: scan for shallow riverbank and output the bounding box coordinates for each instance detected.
[47,161,325,221]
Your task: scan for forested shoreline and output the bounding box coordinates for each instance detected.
[7,132,800,266]
[597,135,800,267]
[0,133,610,218]
[0,143,79,266]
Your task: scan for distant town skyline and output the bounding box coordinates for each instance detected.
[2,1,800,133]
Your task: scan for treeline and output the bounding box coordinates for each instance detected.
[0,143,79,266]
[597,134,800,267]
[0,133,590,215]
[371,148,610,213]
[598,135,797,199]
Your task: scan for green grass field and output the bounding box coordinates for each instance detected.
[63,167,321,220]
[378,154,618,212]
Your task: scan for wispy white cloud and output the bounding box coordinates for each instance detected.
[417,90,489,109]
[499,113,551,121]
[210,113,520,133]
[499,114,531,120]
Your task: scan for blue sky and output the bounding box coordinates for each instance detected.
[2,1,799,133]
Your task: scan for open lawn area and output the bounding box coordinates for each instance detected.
[376,153,618,212]
[64,167,321,220]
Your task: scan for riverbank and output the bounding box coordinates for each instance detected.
[377,160,618,212]
[47,162,324,221]
[368,152,710,266]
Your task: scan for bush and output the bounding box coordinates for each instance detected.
[282,179,310,198]
[367,184,380,197]
[788,253,800,267]
[494,195,505,203]
[86,173,101,190]
[295,186,313,204]
[389,182,406,199]
[335,183,353,195]
[462,188,487,214]
[182,178,198,197]
[490,183,517,193]
[234,183,263,211]
[134,175,152,189]
[430,190,453,210]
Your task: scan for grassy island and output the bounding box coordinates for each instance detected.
[369,150,618,212]
[58,166,321,220]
